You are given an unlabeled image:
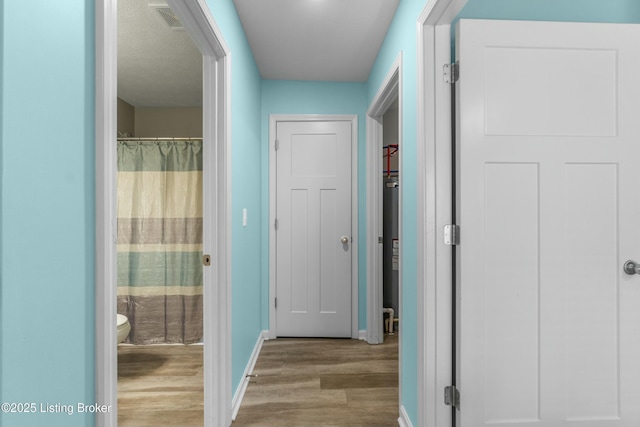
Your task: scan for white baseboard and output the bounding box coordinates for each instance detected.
[359,330,367,341]
[398,405,413,427]
[231,330,266,420]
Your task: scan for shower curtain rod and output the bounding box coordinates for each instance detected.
[116,137,203,141]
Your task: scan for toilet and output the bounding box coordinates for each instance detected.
[117,314,131,344]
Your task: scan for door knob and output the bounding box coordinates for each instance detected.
[623,260,640,275]
[341,236,349,244]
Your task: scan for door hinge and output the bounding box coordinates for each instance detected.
[444,224,460,245]
[444,385,460,410]
[275,297,277,309]
[275,139,279,151]
[443,63,459,84]
[275,219,279,230]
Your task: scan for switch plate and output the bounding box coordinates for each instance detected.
[242,208,247,227]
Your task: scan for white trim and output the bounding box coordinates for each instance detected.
[398,405,414,427]
[268,114,359,339]
[415,12,427,427]
[365,113,382,344]
[95,1,232,427]
[365,54,403,418]
[416,1,468,427]
[95,1,118,425]
[231,331,266,421]
[365,53,401,346]
[358,330,367,341]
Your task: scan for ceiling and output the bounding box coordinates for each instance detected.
[233,0,400,82]
[118,1,202,107]
[117,0,399,107]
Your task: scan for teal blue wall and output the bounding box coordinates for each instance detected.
[4,0,640,426]
[366,0,425,423]
[260,80,368,331]
[458,0,640,23]
[1,1,96,426]
[204,0,264,397]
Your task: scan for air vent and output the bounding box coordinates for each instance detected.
[154,7,183,30]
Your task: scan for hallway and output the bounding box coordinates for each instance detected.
[233,336,399,427]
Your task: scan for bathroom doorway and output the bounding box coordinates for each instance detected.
[116,1,204,425]
[96,1,232,426]
[116,1,204,345]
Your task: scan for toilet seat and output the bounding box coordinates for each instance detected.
[117,314,129,328]
[117,314,132,344]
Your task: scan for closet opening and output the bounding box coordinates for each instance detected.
[382,99,400,338]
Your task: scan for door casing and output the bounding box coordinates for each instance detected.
[365,53,403,422]
[366,53,402,346]
[416,1,468,426]
[268,114,359,339]
[95,1,232,426]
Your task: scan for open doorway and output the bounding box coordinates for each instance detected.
[95,1,231,426]
[365,53,402,422]
[382,99,399,339]
[116,2,204,425]
[366,54,402,346]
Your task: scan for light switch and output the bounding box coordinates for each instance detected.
[242,208,247,227]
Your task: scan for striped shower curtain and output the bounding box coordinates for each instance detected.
[117,140,203,344]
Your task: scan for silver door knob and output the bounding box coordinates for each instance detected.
[624,260,640,275]
[341,236,349,244]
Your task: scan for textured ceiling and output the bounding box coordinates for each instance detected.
[118,0,202,107]
[118,0,399,107]
[233,0,399,82]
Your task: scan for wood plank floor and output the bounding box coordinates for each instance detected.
[232,335,399,427]
[118,344,204,427]
[117,335,398,427]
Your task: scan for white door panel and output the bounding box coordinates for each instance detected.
[458,19,640,426]
[276,120,352,337]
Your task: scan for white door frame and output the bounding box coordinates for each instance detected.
[268,114,359,339]
[365,53,403,424]
[95,1,232,426]
[365,53,401,347]
[416,1,467,427]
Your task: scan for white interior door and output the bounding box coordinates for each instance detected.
[457,19,640,426]
[276,120,352,337]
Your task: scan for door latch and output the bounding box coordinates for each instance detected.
[203,254,211,266]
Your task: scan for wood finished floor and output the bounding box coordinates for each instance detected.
[117,335,398,427]
[118,344,204,427]
[232,335,399,427]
